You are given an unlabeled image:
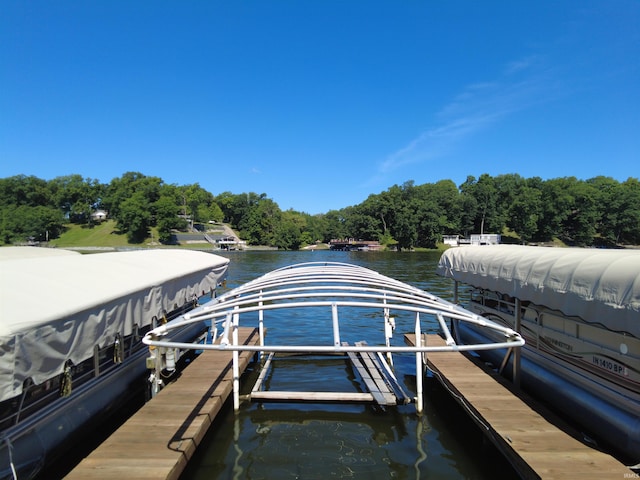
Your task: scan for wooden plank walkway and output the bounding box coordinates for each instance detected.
[66,327,261,480]
[405,334,632,480]
[344,341,397,405]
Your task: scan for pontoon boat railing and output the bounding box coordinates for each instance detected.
[143,262,524,413]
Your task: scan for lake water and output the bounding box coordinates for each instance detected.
[180,250,520,480]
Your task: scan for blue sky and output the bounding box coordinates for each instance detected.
[1,1,639,214]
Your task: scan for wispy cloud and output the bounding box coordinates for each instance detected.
[371,55,555,182]
[504,55,542,75]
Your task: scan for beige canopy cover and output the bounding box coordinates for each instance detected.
[0,248,229,403]
[437,245,640,337]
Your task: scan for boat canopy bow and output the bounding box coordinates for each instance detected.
[143,261,524,354]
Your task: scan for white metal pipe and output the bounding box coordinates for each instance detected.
[384,295,394,366]
[331,303,341,349]
[258,290,265,362]
[437,313,455,346]
[251,352,274,394]
[221,312,232,346]
[148,299,517,339]
[513,298,522,389]
[144,338,524,354]
[414,312,423,414]
[233,306,240,411]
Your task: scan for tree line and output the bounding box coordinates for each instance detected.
[1,172,639,249]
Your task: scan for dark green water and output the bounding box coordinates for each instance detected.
[180,250,520,479]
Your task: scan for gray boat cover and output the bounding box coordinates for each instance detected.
[437,245,640,338]
[0,248,229,403]
[0,245,81,260]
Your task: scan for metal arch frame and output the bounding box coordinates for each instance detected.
[143,262,524,413]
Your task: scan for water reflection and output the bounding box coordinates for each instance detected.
[186,401,436,479]
[237,408,417,479]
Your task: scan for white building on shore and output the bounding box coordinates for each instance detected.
[443,234,501,247]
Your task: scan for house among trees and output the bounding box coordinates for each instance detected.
[216,235,246,250]
[443,234,501,246]
[90,209,108,222]
[328,238,382,251]
[468,233,501,245]
[443,235,461,246]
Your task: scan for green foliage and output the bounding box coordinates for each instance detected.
[274,212,303,250]
[1,205,65,244]
[180,183,218,226]
[0,175,52,208]
[321,209,349,242]
[460,174,500,235]
[48,174,104,224]
[244,197,281,245]
[118,192,151,243]
[618,178,640,244]
[155,192,187,243]
[505,176,543,244]
[1,172,639,249]
[588,176,640,245]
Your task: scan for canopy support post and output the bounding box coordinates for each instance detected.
[232,306,240,411]
[414,312,424,414]
[331,303,341,348]
[384,295,394,367]
[513,298,522,389]
[451,280,460,338]
[258,290,265,362]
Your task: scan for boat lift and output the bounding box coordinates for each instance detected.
[143,262,524,414]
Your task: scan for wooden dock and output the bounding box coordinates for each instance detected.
[66,327,260,480]
[405,334,632,479]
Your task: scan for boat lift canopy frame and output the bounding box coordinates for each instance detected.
[143,262,524,413]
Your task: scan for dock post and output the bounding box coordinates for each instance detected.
[414,312,424,414]
[451,281,460,339]
[233,306,240,411]
[513,298,522,389]
[331,303,341,348]
[384,300,394,367]
[258,291,265,362]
